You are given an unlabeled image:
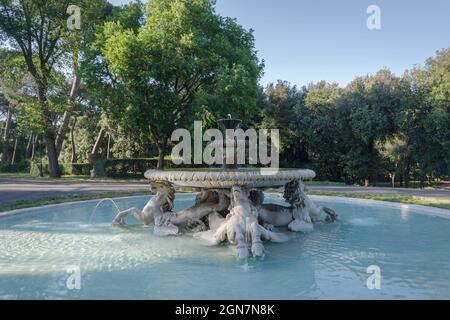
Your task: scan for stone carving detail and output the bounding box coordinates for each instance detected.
[113,175,338,259]
[112,181,179,235]
[194,186,288,259]
[253,179,338,232]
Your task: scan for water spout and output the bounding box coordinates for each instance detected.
[90,198,121,224]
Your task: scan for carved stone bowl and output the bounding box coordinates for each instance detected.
[144,168,316,189]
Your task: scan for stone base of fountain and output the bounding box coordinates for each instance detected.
[112,168,338,259]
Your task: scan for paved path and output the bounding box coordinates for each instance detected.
[0,178,449,204]
[0,179,149,203]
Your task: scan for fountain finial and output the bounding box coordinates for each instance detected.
[227,114,232,120]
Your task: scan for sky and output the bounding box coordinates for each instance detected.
[108,0,450,87]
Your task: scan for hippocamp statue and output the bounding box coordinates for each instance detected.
[113,179,338,258]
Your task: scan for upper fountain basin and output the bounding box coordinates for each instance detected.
[144,168,316,189]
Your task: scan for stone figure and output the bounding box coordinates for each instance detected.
[252,179,338,232]
[194,186,288,259]
[113,182,231,236]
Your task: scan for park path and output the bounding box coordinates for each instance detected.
[0,179,150,203]
[0,178,449,204]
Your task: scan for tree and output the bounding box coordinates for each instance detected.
[256,81,308,167]
[303,81,343,179]
[399,49,450,186]
[0,0,110,177]
[80,1,145,166]
[54,0,112,158]
[97,0,262,168]
[376,135,408,187]
[337,70,408,185]
[0,49,29,164]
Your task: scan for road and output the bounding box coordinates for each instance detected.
[0,178,449,204]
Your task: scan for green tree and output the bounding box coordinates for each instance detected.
[80,1,145,165]
[400,49,450,186]
[0,49,30,165]
[0,0,110,177]
[97,0,262,168]
[337,70,408,185]
[256,81,308,167]
[303,81,343,179]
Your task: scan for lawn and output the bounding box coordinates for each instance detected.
[1,188,449,213]
[309,191,450,210]
[0,190,150,213]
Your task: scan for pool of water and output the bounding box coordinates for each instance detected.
[1,194,450,300]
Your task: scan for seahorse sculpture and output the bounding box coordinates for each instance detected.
[112,181,231,236]
[194,186,288,259]
[252,179,338,232]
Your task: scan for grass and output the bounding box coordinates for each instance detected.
[309,191,450,210]
[304,180,346,186]
[1,188,448,213]
[0,190,150,213]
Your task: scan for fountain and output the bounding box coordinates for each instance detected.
[112,116,338,259]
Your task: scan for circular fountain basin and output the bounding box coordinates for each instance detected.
[1,194,450,299]
[144,168,316,188]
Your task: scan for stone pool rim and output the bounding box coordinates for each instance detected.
[1,193,449,220]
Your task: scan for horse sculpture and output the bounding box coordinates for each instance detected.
[194,186,288,259]
[112,181,231,236]
[251,179,338,232]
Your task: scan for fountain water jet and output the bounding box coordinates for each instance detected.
[90,198,122,224]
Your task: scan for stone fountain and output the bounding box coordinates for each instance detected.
[112,116,338,259]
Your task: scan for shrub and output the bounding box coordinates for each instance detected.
[30,160,90,177]
[92,158,209,178]
[30,160,46,177]
[93,158,159,177]
[60,163,90,176]
[0,160,30,173]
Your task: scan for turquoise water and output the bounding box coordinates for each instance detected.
[1,194,450,300]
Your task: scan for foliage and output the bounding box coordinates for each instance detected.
[94,0,262,167]
[93,158,159,177]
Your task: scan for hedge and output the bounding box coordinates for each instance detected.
[26,157,209,178]
[92,158,209,177]
[93,158,159,177]
[0,160,30,173]
[29,162,90,177]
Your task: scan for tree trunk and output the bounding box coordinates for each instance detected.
[1,105,12,164]
[55,111,70,158]
[391,173,395,188]
[88,128,105,171]
[45,135,60,178]
[156,138,167,170]
[55,55,81,158]
[91,128,105,155]
[404,162,410,188]
[70,117,77,163]
[37,81,61,178]
[31,135,38,160]
[10,137,18,165]
[26,133,34,158]
[364,178,370,187]
[107,134,111,159]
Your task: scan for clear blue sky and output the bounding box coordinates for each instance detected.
[108,0,450,87]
